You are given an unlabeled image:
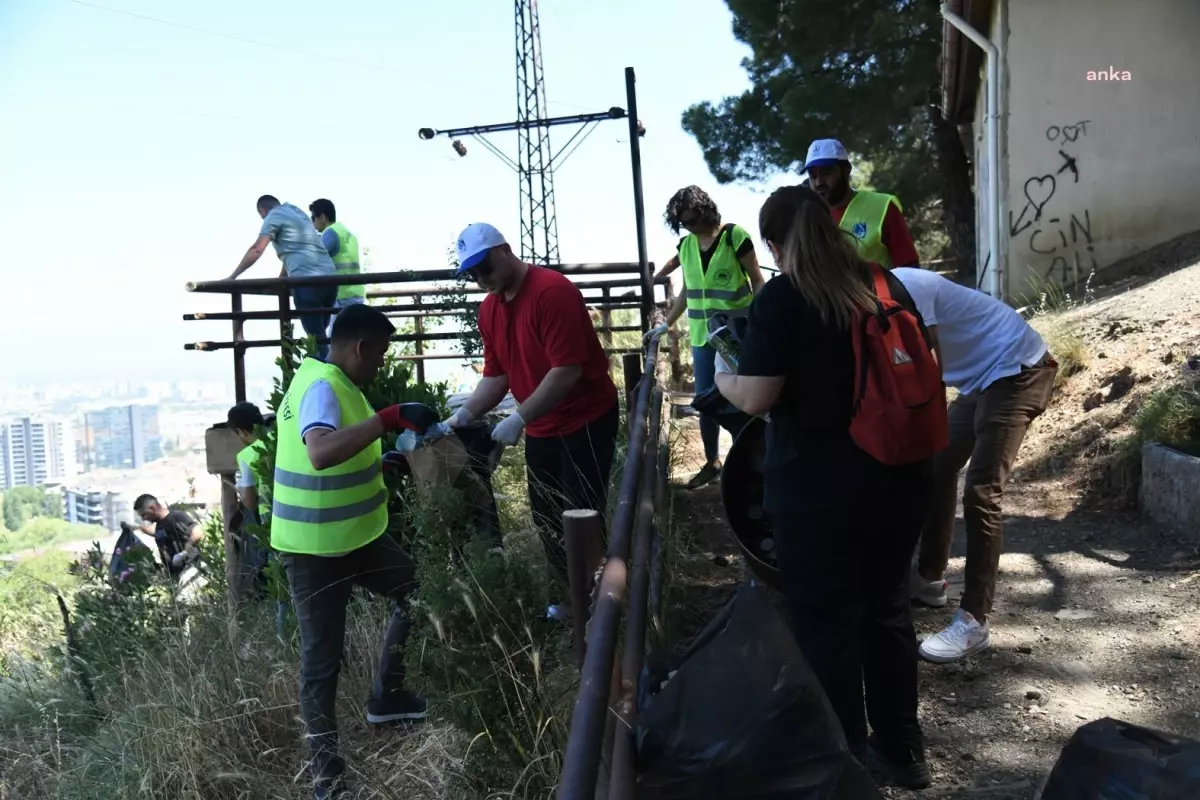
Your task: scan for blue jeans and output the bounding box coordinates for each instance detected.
[692,345,721,464]
[292,285,337,359]
[326,295,366,338]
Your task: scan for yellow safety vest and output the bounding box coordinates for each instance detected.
[328,221,364,301]
[680,224,754,348]
[237,440,271,520]
[270,358,387,555]
[838,191,899,269]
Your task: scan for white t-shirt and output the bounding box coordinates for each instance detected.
[892,268,1047,396]
[236,456,256,489]
[299,380,342,440]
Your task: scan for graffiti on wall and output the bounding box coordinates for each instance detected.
[1008,120,1101,288]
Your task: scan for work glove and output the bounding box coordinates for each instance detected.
[714,352,735,376]
[171,549,195,568]
[443,406,475,430]
[644,323,669,342]
[376,403,440,434]
[491,412,526,447]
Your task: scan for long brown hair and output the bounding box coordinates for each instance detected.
[758,184,876,330]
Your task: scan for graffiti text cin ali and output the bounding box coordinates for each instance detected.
[1009,121,1098,285]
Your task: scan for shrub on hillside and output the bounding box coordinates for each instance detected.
[404,481,568,797]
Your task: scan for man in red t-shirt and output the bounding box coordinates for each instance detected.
[804,138,921,269]
[444,223,619,603]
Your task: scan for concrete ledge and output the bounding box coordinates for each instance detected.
[1139,442,1200,532]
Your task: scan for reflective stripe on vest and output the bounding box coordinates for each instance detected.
[328,221,364,300]
[838,191,897,269]
[679,226,753,348]
[270,358,387,554]
[237,441,271,520]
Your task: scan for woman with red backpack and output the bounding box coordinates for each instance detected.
[713,184,944,791]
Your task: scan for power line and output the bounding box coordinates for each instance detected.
[63,0,598,113]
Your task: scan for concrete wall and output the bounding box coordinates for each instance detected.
[988,0,1200,299]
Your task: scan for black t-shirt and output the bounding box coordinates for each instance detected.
[155,510,197,573]
[737,271,927,515]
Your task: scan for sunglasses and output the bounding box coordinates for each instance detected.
[466,254,494,283]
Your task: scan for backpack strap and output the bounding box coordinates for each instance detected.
[867,262,891,301]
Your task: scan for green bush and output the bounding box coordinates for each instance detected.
[404,481,568,797]
[1131,385,1200,456]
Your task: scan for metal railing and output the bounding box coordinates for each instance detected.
[182,265,676,401]
[558,335,668,799]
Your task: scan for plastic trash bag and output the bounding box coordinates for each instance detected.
[108,522,156,581]
[1037,717,1200,799]
[634,581,882,800]
[690,314,754,437]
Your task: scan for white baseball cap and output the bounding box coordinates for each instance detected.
[455,222,507,275]
[804,139,851,171]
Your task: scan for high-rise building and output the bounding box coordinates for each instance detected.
[63,487,131,533]
[82,403,163,471]
[0,416,77,489]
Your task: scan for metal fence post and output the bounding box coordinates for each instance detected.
[231,292,247,403]
[625,66,652,335]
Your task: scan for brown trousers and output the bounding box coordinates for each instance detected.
[917,356,1057,620]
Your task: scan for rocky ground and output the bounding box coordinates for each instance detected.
[660,257,1200,798]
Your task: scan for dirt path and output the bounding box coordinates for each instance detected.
[661,261,1200,798]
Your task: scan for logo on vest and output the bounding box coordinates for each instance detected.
[713,268,732,285]
[852,221,868,240]
[280,396,294,421]
[892,347,913,365]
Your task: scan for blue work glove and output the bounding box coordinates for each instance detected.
[491,412,526,447]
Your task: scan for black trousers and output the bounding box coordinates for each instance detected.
[525,403,620,591]
[769,462,929,759]
[281,533,417,786]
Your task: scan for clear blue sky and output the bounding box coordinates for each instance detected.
[0,0,795,387]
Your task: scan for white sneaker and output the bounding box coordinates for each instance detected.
[910,569,948,608]
[919,609,989,663]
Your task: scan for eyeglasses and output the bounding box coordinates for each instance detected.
[678,214,699,229]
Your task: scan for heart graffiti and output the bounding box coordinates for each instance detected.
[1024,175,1056,220]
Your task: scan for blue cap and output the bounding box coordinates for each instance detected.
[455,223,508,275]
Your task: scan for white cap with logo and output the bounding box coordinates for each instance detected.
[803,139,851,171]
[455,223,508,275]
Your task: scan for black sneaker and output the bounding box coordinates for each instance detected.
[366,691,427,725]
[686,462,721,490]
[866,735,931,790]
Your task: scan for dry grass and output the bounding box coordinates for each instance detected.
[0,591,465,800]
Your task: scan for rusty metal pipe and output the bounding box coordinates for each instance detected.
[186,341,644,359]
[608,386,663,798]
[564,509,607,670]
[557,336,660,800]
[185,264,660,295]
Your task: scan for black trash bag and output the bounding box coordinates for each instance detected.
[454,421,504,550]
[108,522,157,580]
[690,313,754,437]
[633,582,882,800]
[1038,717,1200,799]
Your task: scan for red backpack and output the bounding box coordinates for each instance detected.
[849,264,948,465]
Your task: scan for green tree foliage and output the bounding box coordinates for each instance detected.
[3,485,63,532]
[681,0,969,266]
[0,518,108,556]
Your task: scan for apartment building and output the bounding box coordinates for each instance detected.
[0,416,76,489]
